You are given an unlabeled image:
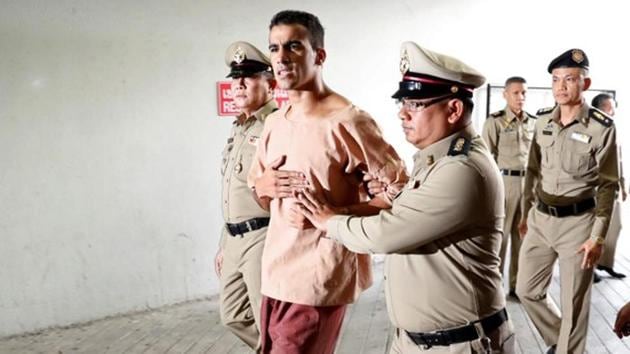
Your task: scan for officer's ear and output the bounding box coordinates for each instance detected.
[583,77,592,91]
[446,98,465,125]
[315,48,326,66]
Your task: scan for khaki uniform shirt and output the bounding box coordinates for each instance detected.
[248,104,408,306]
[522,104,619,238]
[482,107,536,170]
[327,124,506,332]
[220,100,276,246]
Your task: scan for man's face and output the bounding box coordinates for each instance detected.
[599,97,616,117]
[230,74,272,112]
[398,96,451,149]
[268,24,320,90]
[552,67,590,106]
[503,82,527,114]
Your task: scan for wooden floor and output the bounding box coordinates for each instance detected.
[2,254,630,354]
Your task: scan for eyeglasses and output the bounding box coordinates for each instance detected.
[396,95,454,112]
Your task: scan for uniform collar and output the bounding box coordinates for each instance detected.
[413,123,476,169]
[548,102,591,127]
[504,106,526,124]
[235,99,278,126]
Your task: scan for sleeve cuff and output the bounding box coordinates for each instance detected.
[326,215,350,242]
[591,218,607,239]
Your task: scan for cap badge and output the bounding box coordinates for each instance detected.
[571,49,585,64]
[233,46,246,64]
[450,86,459,94]
[399,49,410,75]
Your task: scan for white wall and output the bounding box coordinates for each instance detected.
[1,0,628,337]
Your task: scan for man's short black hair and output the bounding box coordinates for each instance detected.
[269,10,324,49]
[504,76,527,86]
[591,93,616,110]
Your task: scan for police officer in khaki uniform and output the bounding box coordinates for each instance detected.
[591,93,626,281]
[214,41,277,350]
[296,42,515,354]
[516,49,619,354]
[482,77,536,298]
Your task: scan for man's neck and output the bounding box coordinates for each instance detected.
[559,100,584,126]
[510,108,523,119]
[287,80,328,110]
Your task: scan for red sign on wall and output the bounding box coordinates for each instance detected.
[216,81,289,116]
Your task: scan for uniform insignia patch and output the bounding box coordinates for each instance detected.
[589,108,613,127]
[491,110,504,118]
[448,136,471,156]
[426,155,434,166]
[537,106,554,115]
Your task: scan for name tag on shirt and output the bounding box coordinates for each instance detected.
[570,132,591,144]
[542,130,553,136]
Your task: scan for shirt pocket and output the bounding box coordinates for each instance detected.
[537,135,555,169]
[561,140,594,174]
[234,139,257,182]
[499,130,519,157]
[221,142,233,176]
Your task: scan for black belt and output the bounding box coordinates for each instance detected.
[536,197,595,218]
[226,217,269,236]
[501,169,525,177]
[406,308,508,349]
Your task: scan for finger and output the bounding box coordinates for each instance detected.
[274,170,304,179]
[298,204,314,220]
[576,245,585,255]
[301,189,322,206]
[298,193,317,211]
[581,252,589,269]
[288,176,309,186]
[362,173,375,182]
[269,155,286,170]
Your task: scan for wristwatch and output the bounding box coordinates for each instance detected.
[590,236,605,246]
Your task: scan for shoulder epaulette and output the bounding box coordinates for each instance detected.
[526,111,538,119]
[490,110,504,118]
[448,136,471,157]
[589,108,613,127]
[537,106,554,115]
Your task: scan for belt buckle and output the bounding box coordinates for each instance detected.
[548,206,558,217]
[245,219,254,232]
[422,331,445,349]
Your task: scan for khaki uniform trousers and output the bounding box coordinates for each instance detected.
[499,176,523,291]
[516,208,595,354]
[390,322,515,354]
[219,227,266,350]
[599,199,622,268]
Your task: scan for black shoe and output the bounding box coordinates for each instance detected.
[508,289,519,301]
[597,265,627,278]
[594,272,602,283]
[546,344,556,354]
